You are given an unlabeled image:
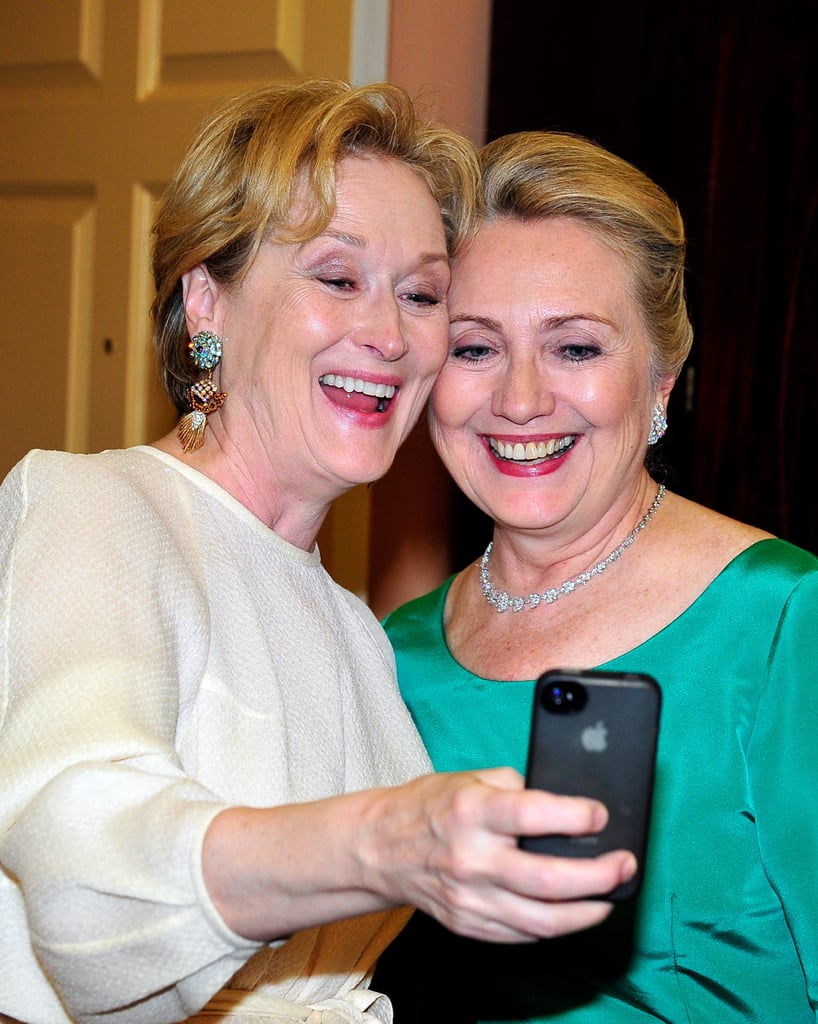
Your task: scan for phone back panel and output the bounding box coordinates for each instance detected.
[520,669,661,900]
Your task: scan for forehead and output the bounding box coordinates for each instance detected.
[294,152,432,217]
[334,152,420,192]
[449,216,651,351]
[333,156,444,235]
[455,216,628,283]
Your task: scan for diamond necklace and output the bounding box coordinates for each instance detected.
[479,484,666,613]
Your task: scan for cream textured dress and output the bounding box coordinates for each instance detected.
[0,447,432,1024]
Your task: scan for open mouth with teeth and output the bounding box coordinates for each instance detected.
[489,434,576,464]
[319,374,397,414]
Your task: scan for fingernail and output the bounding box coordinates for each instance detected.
[622,854,638,880]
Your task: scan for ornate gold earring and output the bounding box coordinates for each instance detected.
[177,331,227,453]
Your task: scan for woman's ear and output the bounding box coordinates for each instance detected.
[656,374,676,409]
[181,263,219,338]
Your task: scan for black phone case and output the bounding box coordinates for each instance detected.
[519,668,661,900]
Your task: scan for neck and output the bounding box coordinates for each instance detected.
[480,484,666,614]
[151,430,332,550]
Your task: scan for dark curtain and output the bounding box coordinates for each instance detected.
[692,5,818,546]
[451,0,818,567]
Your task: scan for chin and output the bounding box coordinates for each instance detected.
[335,457,394,489]
[361,463,394,486]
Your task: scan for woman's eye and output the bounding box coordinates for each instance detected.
[319,276,355,290]
[403,291,441,307]
[451,342,494,363]
[559,341,601,363]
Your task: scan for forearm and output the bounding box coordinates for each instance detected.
[202,768,637,945]
[202,792,396,941]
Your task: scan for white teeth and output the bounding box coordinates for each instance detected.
[319,374,397,399]
[489,435,575,462]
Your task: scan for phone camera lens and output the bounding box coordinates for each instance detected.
[542,680,587,713]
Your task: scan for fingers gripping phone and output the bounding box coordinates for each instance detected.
[519,668,661,901]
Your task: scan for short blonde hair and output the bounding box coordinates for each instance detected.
[152,79,480,412]
[477,131,693,383]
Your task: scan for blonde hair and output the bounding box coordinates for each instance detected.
[477,131,693,383]
[152,79,480,412]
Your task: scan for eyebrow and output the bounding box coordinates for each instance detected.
[449,312,615,329]
[318,229,365,249]
[315,230,449,265]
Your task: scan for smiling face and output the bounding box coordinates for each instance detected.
[429,215,674,536]
[183,155,451,514]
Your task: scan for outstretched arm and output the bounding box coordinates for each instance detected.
[203,766,636,944]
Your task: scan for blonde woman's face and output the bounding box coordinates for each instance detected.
[430,215,673,536]
[207,156,452,505]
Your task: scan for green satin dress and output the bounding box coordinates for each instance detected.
[382,539,818,1022]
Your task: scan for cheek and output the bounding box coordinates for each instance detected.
[427,383,459,456]
[578,374,645,427]
[415,320,451,376]
[429,365,478,426]
[427,412,457,477]
[428,382,457,430]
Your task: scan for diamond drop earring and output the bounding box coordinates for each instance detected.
[647,404,668,446]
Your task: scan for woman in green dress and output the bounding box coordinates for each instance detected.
[374,131,818,1021]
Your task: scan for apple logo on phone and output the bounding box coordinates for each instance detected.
[581,720,608,752]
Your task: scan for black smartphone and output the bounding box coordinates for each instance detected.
[519,668,661,900]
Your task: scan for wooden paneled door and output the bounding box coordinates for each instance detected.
[0,0,380,592]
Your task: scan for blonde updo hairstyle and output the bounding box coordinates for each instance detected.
[152,79,480,413]
[476,131,693,385]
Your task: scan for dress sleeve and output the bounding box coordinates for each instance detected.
[0,455,262,1023]
[746,568,818,1017]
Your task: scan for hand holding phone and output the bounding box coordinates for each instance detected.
[519,668,661,900]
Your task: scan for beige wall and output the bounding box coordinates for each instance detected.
[388,0,492,145]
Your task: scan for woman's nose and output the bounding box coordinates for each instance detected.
[492,357,554,422]
[355,294,409,362]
